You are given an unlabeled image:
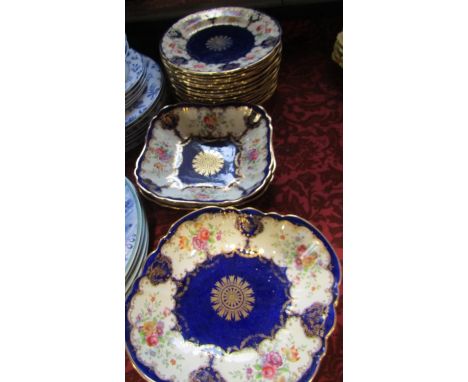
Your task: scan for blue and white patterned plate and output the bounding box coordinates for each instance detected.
[126,48,144,93]
[125,55,163,127]
[125,178,142,273]
[125,62,148,108]
[125,207,341,382]
[126,216,149,296]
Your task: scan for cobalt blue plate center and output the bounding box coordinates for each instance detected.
[174,253,291,351]
[178,138,239,186]
[186,25,255,64]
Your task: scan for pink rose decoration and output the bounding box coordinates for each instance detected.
[246,367,253,375]
[195,193,210,200]
[156,147,169,161]
[156,322,164,336]
[192,236,207,251]
[216,231,222,241]
[248,149,258,161]
[198,228,210,241]
[261,364,276,379]
[297,244,307,255]
[295,257,303,267]
[266,351,283,367]
[146,333,158,346]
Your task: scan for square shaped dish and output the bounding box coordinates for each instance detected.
[135,103,275,208]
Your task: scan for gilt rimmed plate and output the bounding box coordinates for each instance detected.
[126,207,341,382]
[134,103,275,208]
[160,7,281,74]
[126,55,163,127]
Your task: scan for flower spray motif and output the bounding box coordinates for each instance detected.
[203,112,218,129]
[139,320,165,347]
[282,345,300,362]
[184,220,224,254]
[249,350,290,380]
[192,228,209,251]
[294,243,318,271]
[272,232,321,272]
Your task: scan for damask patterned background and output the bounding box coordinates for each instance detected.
[125,3,342,381]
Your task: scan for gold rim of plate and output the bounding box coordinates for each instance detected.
[161,46,282,83]
[136,158,277,210]
[171,74,279,99]
[169,69,280,97]
[160,40,282,77]
[165,57,282,89]
[172,81,278,104]
[173,84,278,105]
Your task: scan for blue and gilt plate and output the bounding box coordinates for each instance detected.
[125,54,163,127]
[125,207,341,382]
[134,103,275,208]
[160,7,281,74]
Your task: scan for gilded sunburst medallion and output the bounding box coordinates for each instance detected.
[192,150,224,176]
[205,35,233,52]
[210,275,255,321]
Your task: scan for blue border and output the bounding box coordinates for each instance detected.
[125,207,341,382]
[134,103,274,205]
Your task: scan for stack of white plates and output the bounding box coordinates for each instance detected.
[125,37,167,152]
[125,177,149,296]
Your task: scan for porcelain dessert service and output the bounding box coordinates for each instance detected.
[160,7,282,104]
[134,103,276,209]
[125,177,150,296]
[126,37,167,152]
[125,207,341,382]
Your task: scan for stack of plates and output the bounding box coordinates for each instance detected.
[125,178,149,296]
[160,7,282,104]
[126,37,167,152]
[332,31,343,68]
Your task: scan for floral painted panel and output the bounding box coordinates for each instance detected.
[127,278,211,381]
[248,217,335,314]
[213,318,322,381]
[139,125,179,186]
[160,211,247,279]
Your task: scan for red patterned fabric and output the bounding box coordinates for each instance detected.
[125,5,342,381]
